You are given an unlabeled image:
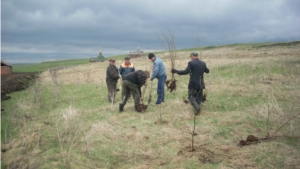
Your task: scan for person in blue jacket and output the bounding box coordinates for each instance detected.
[119,57,135,79]
[171,52,209,115]
[148,53,167,105]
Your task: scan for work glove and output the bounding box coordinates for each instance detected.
[171,69,178,73]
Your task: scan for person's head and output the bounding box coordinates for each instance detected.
[148,53,156,62]
[190,52,198,60]
[124,57,131,64]
[144,70,150,78]
[109,59,116,65]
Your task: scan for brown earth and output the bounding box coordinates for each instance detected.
[1,72,39,100]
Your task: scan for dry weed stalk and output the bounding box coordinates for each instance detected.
[67,121,82,157]
[54,116,64,152]
[184,112,199,151]
[27,76,45,109]
[184,116,198,151]
[49,68,61,102]
[53,104,84,166]
[240,97,300,146]
[270,112,300,138]
[69,158,95,169]
[159,104,162,121]
[32,77,42,104]
[195,35,202,58]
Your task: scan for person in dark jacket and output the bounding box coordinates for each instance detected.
[171,52,209,115]
[119,70,150,112]
[119,57,135,79]
[106,59,120,103]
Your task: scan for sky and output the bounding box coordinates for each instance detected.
[1,0,300,64]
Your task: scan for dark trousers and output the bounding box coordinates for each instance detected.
[121,80,140,109]
[156,75,167,104]
[107,83,117,103]
[188,89,203,110]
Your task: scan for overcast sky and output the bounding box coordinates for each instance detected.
[1,0,300,64]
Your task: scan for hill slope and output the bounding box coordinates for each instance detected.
[1,41,300,168]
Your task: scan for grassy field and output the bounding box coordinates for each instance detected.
[12,59,91,73]
[12,54,131,73]
[1,41,300,169]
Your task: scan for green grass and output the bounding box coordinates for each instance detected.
[1,41,300,168]
[12,59,90,72]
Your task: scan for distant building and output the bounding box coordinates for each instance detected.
[90,48,106,62]
[1,60,12,75]
[128,47,145,58]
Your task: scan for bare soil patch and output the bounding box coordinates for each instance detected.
[177,145,222,164]
[1,72,39,100]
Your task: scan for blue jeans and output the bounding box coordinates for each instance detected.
[188,89,202,110]
[156,75,167,104]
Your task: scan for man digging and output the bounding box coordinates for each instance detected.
[119,70,150,112]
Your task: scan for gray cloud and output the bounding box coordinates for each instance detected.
[1,0,299,63]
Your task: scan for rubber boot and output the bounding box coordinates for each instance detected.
[119,96,127,112]
[195,107,201,116]
[190,101,200,116]
[119,103,125,112]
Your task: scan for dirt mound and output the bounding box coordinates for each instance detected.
[1,72,39,100]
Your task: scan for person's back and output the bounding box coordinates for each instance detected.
[171,52,209,115]
[187,58,209,90]
[124,70,147,87]
[119,70,150,112]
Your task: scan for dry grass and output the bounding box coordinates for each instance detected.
[1,43,300,169]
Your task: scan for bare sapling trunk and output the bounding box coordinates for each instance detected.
[160,29,177,93]
[195,36,207,102]
[191,115,197,151]
[238,112,300,147]
[185,115,198,151]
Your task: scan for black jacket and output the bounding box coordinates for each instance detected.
[177,58,209,90]
[124,70,147,87]
[106,64,120,84]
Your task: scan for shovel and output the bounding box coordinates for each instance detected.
[147,80,153,105]
[117,69,122,94]
[141,84,147,104]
